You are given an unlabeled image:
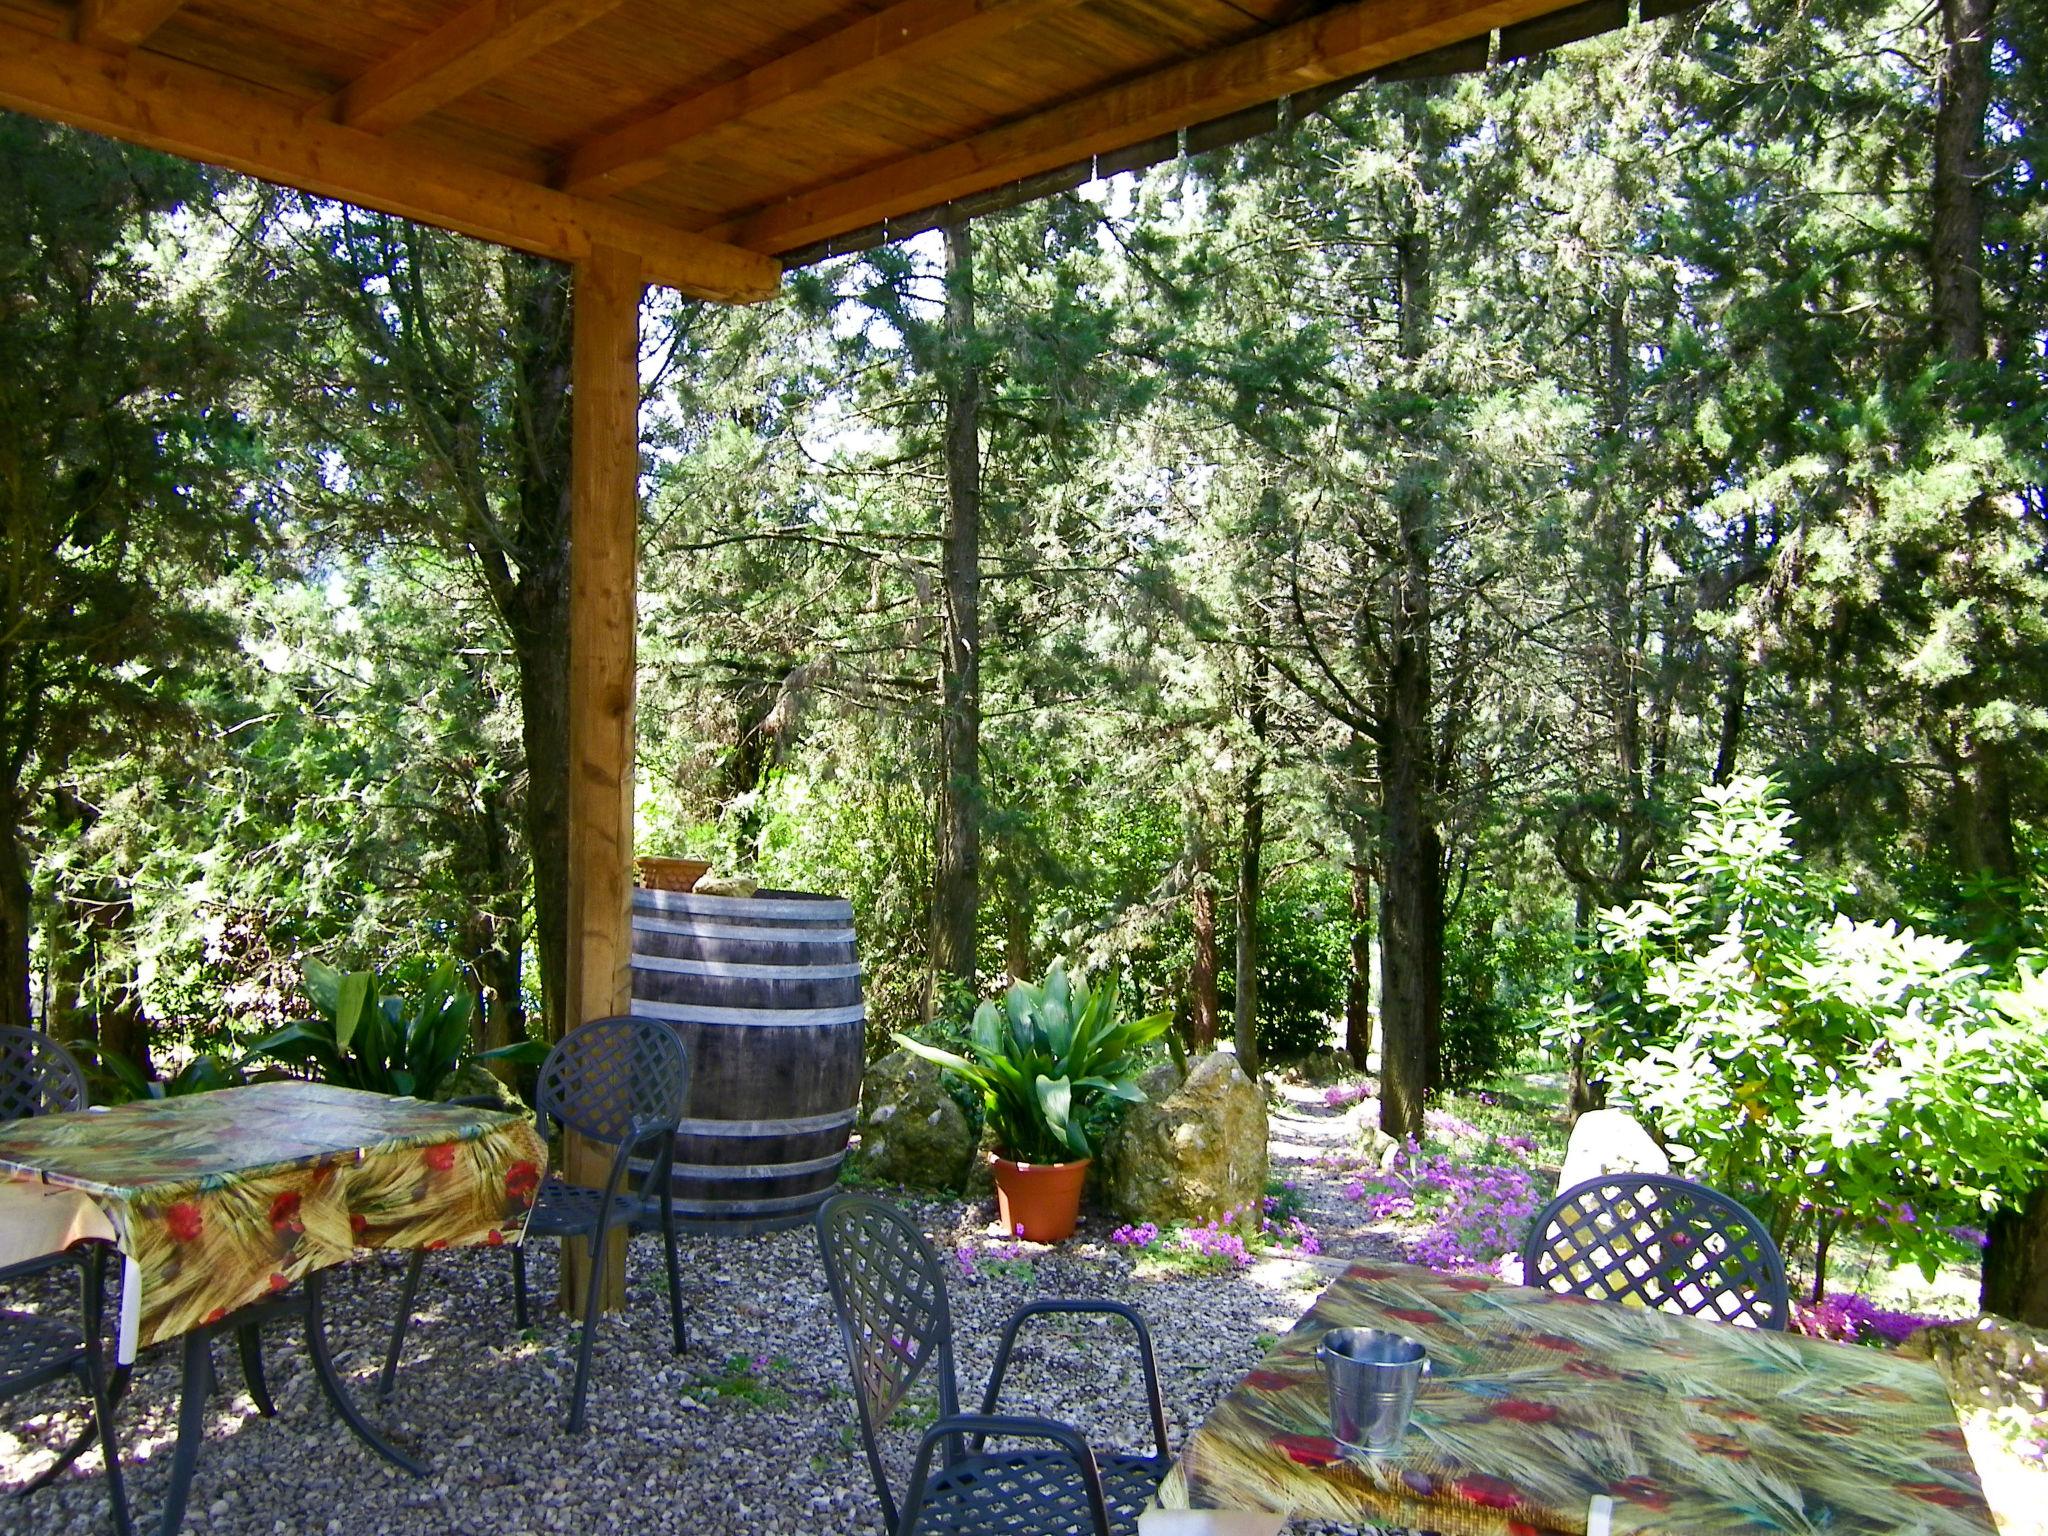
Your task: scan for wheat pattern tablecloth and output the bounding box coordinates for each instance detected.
[0,1080,544,1356]
[1160,1259,1994,1536]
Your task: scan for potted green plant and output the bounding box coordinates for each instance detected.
[896,961,1169,1241]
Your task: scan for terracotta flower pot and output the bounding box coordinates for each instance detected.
[991,1154,1090,1243]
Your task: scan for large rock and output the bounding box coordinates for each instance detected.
[853,1049,975,1192]
[1557,1108,1670,1191]
[1100,1053,1268,1226]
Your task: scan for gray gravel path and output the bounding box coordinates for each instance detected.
[3,1090,1379,1536]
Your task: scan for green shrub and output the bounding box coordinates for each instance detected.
[1441,895,1570,1089]
[1234,866,1350,1060]
[1577,777,2048,1277]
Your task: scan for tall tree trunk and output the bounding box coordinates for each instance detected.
[1985,1188,2048,1326]
[0,784,33,1035]
[1931,0,1995,367]
[1003,896,1031,985]
[1566,888,1605,1118]
[1930,0,2041,1323]
[928,219,982,1016]
[45,785,94,1046]
[1234,645,1269,1077]
[1189,853,1219,1053]
[469,779,525,1055]
[1377,224,1443,1141]
[500,257,575,1041]
[1346,824,1374,1071]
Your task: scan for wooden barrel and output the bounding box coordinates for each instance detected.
[628,886,863,1234]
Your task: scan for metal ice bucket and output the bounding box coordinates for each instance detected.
[1316,1326,1429,1453]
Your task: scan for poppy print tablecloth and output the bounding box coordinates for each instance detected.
[1158,1259,1993,1536]
[0,1081,545,1356]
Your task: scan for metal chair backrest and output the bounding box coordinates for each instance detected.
[534,1016,689,1147]
[815,1193,963,1533]
[0,1027,87,1123]
[1520,1173,1792,1331]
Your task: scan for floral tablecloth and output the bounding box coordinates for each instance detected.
[0,1081,545,1356]
[1159,1259,1994,1536]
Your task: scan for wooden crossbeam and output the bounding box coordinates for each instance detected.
[709,0,1566,253]
[558,0,1080,199]
[74,0,186,50]
[0,20,780,303]
[337,0,631,135]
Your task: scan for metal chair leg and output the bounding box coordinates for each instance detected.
[21,1361,128,1494]
[377,1251,428,1400]
[566,1232,606,1434]
[511,1244,530,1330]
[80,1350,134,1536]
[661,1219,687,1355]
[235,1326,275,1416]
[302,1272,425,1476]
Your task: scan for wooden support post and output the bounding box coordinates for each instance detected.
[561,243,643,1314]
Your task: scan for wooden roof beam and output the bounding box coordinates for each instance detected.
[74,0,186,50]
[711,0,1568,253]
[0,20,780,303]
[558,0,1081,200]
[336,0,632,134]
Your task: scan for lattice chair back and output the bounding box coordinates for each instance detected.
[815,1193,963,1533]
[1520,1173,1792,1330]
[0,1027,87,1123]
[535,1016,690,1147]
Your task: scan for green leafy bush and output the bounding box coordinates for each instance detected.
[1238,867,1349,1060]
[895,961,1169,1164]
[244,957,544,1100]
[1579,777,2048,1277]
[1441,895,1570,1089]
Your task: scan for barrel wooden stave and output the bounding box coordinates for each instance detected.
[628,887,863,1234]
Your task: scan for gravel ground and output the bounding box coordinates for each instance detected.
[3,1084,1377,1536]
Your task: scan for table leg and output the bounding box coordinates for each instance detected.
[157,1331,212,1536]
[235,1326,275,1416]
[303,1270,425,1476]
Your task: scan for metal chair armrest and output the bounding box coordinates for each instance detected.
[900,1413,1113,1536]
[983,1299,1170,1459]
[0,1244,89,1288]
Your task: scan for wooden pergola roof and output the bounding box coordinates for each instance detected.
[0,0,1648,303]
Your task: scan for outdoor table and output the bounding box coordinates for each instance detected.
[1158,1258,1996,1536]
[0,1080,546,1534]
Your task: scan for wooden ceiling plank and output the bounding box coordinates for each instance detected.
[338,0,632,135]
[0,19,780,302]
[713,0,1574,252]
[74,0,186,50]
[559,0,1083,199]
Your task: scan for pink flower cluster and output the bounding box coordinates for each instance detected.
[1342,1143,1539,1273]
[1793,1292,1951,1347]
[1183,1221,1255,1268]
[1110,1202,1322,1270]
[1324,1081,1377,1108]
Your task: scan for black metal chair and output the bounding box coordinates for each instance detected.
[0,1031,130,1533]
[815,1193,1170,1536]
[378,1016,690,1432]
[0,1025,88,1122]
[2,1246,132,1534]
[1520,1172,1792,1330]
[0,1027,91,1294]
